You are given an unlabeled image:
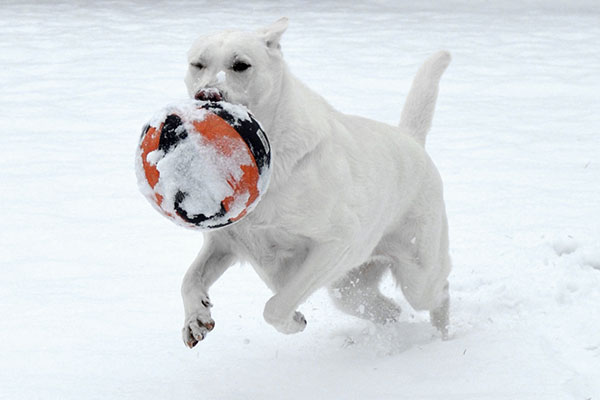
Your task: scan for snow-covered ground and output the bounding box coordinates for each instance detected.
[1,1,599,399]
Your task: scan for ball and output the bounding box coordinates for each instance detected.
[136,100,271,230]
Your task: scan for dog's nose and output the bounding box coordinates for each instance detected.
[195,88,223,102]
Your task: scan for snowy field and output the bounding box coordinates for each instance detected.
[1,1,599,399]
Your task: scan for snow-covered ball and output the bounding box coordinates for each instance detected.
[136,100,271,230]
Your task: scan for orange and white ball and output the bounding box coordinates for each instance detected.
[135,100,271,230]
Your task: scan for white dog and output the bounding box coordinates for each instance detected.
[181,18,451,348]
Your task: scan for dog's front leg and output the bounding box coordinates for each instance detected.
[263,241,351,334]
[181,234,237,348]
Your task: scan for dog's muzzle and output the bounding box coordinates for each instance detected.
[195,88,223,102]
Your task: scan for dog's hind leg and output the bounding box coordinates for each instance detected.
[328,260,401,324]
[429,282,450,337]
[389,209,451,338]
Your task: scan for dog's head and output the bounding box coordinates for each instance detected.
[184,18,288,122]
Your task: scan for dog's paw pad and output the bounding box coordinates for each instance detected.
[182,315,215,348]
[293,311,307,327]
[273,311,307,334]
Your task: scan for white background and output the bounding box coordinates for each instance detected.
[1,1,599,399]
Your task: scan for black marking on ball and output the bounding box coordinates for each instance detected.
[158,114,187,153]
[197,102,271,175]
[140,124,150,140]
[173,190,230,228]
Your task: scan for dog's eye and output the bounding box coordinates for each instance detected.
[232,61,251,72]
[191,62,205,70]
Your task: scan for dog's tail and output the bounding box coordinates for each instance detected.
[400,51,451,146]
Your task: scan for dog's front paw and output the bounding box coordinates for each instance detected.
[263,296,307,334]
[182,297,215,348]
[266,311,307,334]
[285,311,308,334]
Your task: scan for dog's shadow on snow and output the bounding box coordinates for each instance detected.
[329,319,442,356]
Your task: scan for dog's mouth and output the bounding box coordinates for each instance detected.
[193,88,251,111]
[194,88,223,102]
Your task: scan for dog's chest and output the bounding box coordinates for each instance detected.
[224,223,311,287]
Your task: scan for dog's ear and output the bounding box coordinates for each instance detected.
[257,17,288,50]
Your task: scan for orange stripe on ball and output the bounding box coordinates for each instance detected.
[140,123,165,206]
[193,114,260,220]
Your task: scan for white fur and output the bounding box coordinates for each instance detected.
[180,17,452,347]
